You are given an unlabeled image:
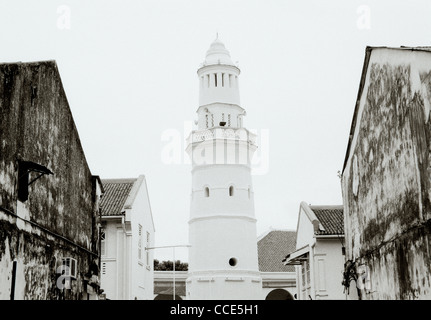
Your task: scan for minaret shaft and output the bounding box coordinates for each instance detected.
[186,38,262,300]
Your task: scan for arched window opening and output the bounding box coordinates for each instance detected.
[229,186,234,197]
[204,187,210,197]
[214,73,218,87]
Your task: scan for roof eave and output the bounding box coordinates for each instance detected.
[101,214,125,219]
[300,201,323,233]
[315,233,344,239]
[342,46,374,174]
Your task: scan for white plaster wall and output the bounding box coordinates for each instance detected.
[191,165,254,219]
[130,178,155,300]
[100,219,123,300]
[187,275,262,300]
[188,139,256,168]
[197,103,244,130]
[295,208,314,249]
[260,272,297,300]
[313,239,354,300]
[188,217,259,272]
[198,64,240,107]
[100,178,155,300]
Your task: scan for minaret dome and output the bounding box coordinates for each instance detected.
[197,37,242,128]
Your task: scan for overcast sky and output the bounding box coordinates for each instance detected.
[2,0,431,262]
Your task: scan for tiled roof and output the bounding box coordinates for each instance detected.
[258,230,297,272]
[100,178,137,216]
[310,206,344,235]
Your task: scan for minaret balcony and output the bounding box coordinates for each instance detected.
[186,127,257,146]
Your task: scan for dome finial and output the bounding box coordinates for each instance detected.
[203,34,235,66]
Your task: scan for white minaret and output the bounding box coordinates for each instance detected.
[185,36,262,300]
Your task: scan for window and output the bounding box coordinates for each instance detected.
[222,73,225,87]
[207,74,210,88]
[102,262,106,275]
[62,257,77,279]
[214,73,218,87]
[248,187,251,199]
[229,186,234,197]
[138,224,143,261]
[301,257,311,300]
[204,187,210,197]
[100,228,106,256]
[146,232,150,266]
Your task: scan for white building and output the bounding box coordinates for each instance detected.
[283,202,358,300]
[99,175,155,300]
[258,229,297,300]
[185,37,262,300]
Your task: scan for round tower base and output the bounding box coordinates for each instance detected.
[186,271,262,300]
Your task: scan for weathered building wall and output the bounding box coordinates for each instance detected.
[0,61,101,299]
[342,48,431,299]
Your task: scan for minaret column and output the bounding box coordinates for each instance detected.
[186,37,262,300]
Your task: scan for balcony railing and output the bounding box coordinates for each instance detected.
[186,127,257,145]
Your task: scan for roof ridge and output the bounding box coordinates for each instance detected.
[309,205,343,209]
[0,60,57,66]
[102,178,138,183]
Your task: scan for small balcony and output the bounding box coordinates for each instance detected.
[186,127,257,146]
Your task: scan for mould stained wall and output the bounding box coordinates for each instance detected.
[0,61,100,299]
[342,49,431,299]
